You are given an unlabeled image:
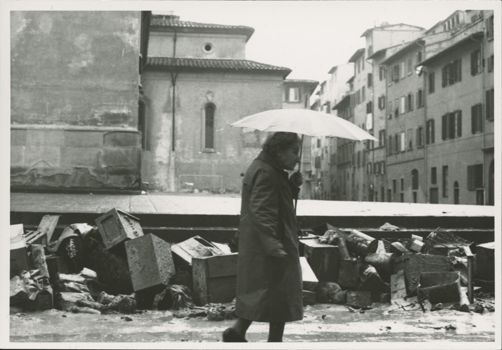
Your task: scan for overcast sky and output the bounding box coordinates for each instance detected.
[159,0,496,83]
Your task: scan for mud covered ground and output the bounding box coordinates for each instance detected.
[10,302,496,344]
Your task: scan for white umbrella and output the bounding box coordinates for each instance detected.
[231,108,376,209]
[231,108,377,141]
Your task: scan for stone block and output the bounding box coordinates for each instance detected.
[192,253,238,306]
[390,270,407,302]
[301,238,339,281]
[11,129,27,146]
[98,147,140,169]
[103,131,140,147]
[10,146,25,167]
[125,234,176,292]
[346,291,372,309]
[96,208,144,250]
[26,129,65,146]
[25,146,61,168]
[64,130,103,147]
[60,147,100,167]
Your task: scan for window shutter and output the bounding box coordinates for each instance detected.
[471,105,476,134]
[456,111,462,137]
[442,115,447,140]
[442,66,447,87]
[458,59,462,81]
[471,51,476,75]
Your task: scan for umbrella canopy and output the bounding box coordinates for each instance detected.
[230,108,377,141]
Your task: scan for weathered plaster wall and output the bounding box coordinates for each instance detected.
[148,32,246,59]
[10,11,142,190]
[142,71,283,192]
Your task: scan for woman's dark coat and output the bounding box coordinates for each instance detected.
[235,150,303,322]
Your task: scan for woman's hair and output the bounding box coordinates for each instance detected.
[262,132,301,156]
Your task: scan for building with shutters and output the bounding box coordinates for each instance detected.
[141,14,291,193]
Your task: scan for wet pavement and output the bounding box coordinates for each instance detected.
[10,303,496,343]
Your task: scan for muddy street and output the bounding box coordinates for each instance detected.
[10,302,495,343]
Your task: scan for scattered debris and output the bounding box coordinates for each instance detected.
[316,282,346,304]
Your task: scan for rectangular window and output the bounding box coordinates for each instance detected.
[288,87,300,102]
[367,73,373,87]
[393,179,397,193]
[407,57,413,75]
[400,132,406,152]
[392,64,400,82]
[417,89,424,108]
[407,128,413,150]
[401,178,404,191]
[470,49,482,76]
[394,134,399,153]
[366,101,373,114]
[487,55,494,73]
[400,61,406,79]
[362,86,366,102]
[431,167,437,185]
[416,126,424,148]
[428,72,435,94]
[442,59,462,87]
[442,111,462,140]
[426,119,435,144]
[486,89,494,120]
[399,96,406,114]
[471,104,483,134]
[486,15,494,40]
[388,136,393,155]
[379,66,385,81]
[378,130,386,147]
[442,165,449,197]
[408,93,414,111]
[394,98,399,118]
[467,164,483,190]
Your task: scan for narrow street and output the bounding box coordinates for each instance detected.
[10,302,495,343]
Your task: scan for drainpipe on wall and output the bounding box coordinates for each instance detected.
[168,29,178,192]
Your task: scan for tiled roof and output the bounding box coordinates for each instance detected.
[419,31,483,66]
[145,57,291,77]
[348,48,365,63]
[380,39,425,64]
[150,14,255,41]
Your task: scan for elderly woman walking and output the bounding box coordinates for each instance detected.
[223,132,304,342]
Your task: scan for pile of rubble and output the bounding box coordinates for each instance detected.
[10,209,237,320]
[298,223,495,314]
[10,211,494,319]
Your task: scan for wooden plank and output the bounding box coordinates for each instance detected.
[403,253,454,296]
[192,258,209,305]
[37,215,60,243]
[301,238,339,281]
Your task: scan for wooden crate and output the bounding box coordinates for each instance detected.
[96,209,144,250]
[300,238,339,282]
[192,253,238,306]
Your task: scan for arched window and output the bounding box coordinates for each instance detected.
[204,103,216,150]
[411,169,419,190]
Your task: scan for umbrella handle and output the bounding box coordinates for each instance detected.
[294,135,304,213]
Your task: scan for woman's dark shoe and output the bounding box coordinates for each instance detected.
[222,327,247,342]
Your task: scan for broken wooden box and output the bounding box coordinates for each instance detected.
[171,235,225,266]
[10,224,29,277]
[300,238,339,282]
[417,271,461,303]
[125,233,176,292]
[192,253,238,306]
[96,208,144,250]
